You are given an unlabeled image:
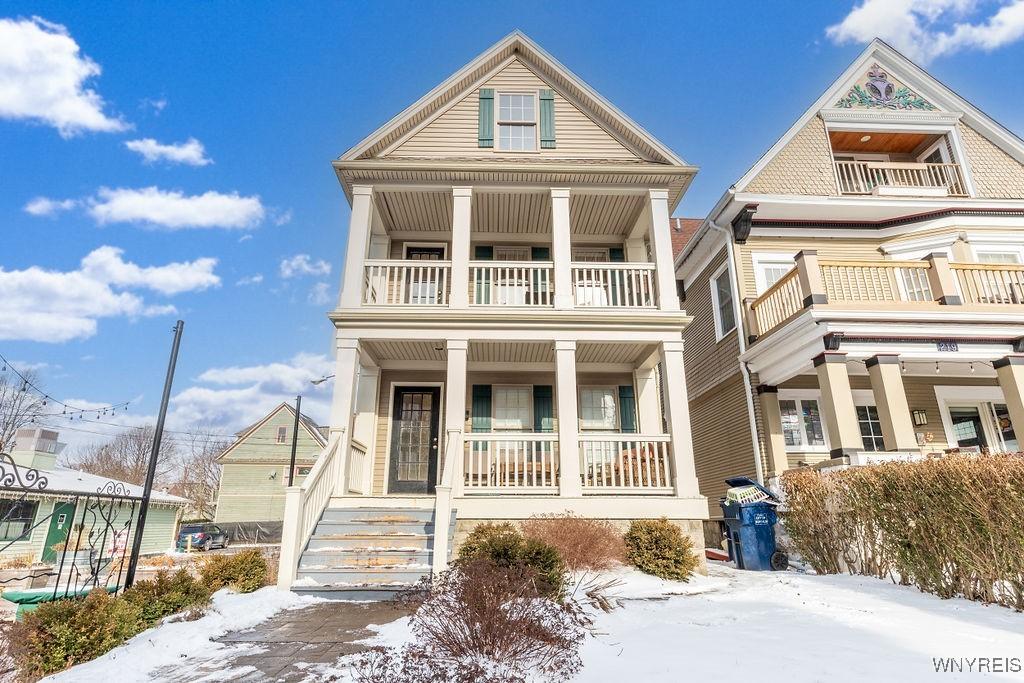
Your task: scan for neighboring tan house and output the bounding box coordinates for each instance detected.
[1,428,186,566]
[277,31,707,596]
[676,38,1024,526]
[214,403,328,524]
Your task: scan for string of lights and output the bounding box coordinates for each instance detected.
[1,350,133,417]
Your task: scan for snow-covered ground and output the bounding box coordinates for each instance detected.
[42,588,323,683]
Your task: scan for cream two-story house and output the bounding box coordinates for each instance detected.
[278,32,707,596]
[676,39,1024,522]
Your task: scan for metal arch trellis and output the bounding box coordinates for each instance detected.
[0,452,145,601]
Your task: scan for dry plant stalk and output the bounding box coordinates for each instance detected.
[521,513,625,573]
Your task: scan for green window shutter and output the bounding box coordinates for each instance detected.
[533,386,554,433]
[478,89,495,148]
[618,385,637,433]
[531,246,550,261]
[609,247,625,262]
[471,385,492,432]
[539,89,555,149]
[474,246,493,260]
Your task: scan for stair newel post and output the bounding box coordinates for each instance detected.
[278,486,303,590]
[432,428,462,579]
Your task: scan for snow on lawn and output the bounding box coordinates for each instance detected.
[580,563,1024,682]
[43,588,323,683]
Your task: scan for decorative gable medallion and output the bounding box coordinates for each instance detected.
[835,65,937,111]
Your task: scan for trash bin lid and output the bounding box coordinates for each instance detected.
[724,476,780,503]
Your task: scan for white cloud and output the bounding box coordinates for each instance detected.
[23,196,78,216]
[0,246,220,342]
[308,282,332,305]
[168,352,334,432]
[236,274,263,286]
[273,209,293,226]
[88,186,264,230]
[238,234,253,243]
[0,16,127,136]
[124,137,212,166]
[827,0,1024,63]
[139,97,167,115]
[280,254,331,279]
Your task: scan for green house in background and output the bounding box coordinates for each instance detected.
[214,403,327,524]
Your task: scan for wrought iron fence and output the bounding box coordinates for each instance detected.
[0,452,144,600]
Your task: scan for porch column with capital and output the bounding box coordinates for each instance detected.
[339,186,374,309]
[551,188,574,310]
[350,364,380,494]
[648,189,681,312]
[450,188,472,309]
[445,339,469,496]
[757,385,790,476]
[329,338,361,437]
[660,340,700,497]
[555,341,582,496]
[866,354,918,451]
[814,352,863,457]
[995,356,1024,444]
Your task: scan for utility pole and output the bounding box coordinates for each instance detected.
[125,320,184,588]
[288,394,302,486]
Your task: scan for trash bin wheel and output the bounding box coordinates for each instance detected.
[770,550,789,571]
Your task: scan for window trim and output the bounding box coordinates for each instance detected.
[0,499,38,542]
[403,242,449,260]
[709,261,737,341]
[751,251,797,295]
[917,138,951,165]
[276,426,288,444]
[972,243,1024,264]
[495,91,540,153]
[578,385,620,432]
[777,389,831,453]
[491,384,534,432]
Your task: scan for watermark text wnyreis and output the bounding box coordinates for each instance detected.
[932,657,1022,674]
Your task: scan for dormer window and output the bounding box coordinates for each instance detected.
[497,93,537,151]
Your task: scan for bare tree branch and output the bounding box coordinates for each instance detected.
[67,425,177,486]
[0,370,46,452]
[171,427,228,519]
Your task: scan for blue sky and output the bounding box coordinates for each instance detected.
[3,1,1024,449]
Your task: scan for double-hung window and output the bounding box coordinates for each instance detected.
[0,500,38,542]
[493,386,532,432]
[779,398,826,449]
[710,263,736,339]
[579,387,618,431]
[497,94,536,151]
[276,426,288,444]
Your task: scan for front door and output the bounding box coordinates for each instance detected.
[388,386,441,494]
[41,502,76,563]
[949,407,988,452]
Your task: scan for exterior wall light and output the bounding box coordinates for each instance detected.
[912,410,928,426]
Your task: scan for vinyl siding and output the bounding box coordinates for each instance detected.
[388,57,641,161]
[682,248,742,399]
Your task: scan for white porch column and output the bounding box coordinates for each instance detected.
[648,189,681,312]
[555,340,582,496]
[350,364,379,494]
[995,355,1024,443]
[866,354,918,451]
[625,238,647,262]
[339,185,374,309]
[551,188,574,310]
[445,339,469,496]
[757,385,791,476]
[329,338,361,437]
[633,366,662,434]
[814,352,864,458]
[659,341,700,496]
[450,187,472,309]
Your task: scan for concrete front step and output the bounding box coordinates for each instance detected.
[305,533,433,552]
[299,548,432,569]
[313,520,435,536]
[296,566,431,585]
[320,508,434,523]
[292,585,418,601]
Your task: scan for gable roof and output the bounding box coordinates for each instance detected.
[339,30,688,167]
[736,38,1024,193]
[218,402,327,462]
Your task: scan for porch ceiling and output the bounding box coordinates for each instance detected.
[361,339,656,367]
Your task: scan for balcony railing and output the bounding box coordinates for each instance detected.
[572,262,657,308]
[834,160,967,197]
[579,434,673,493]
[362,260,451,305]
[470,261,554,306]
[464,434,559,493]
[750,268,803,337]
[820,260,933,302]
[953,263,1024,304]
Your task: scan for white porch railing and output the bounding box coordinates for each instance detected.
[470,261,554,306]
[362,260,451,305]
[579,434,673,493]
[464,434,559,493]
[750,267,802,336]
[277,433,342,589]
[345,439,367,494]
[431,429,462,578]
[820,260,934,302]
[572,263,657,308]
[834,160,967,197]
[953,263,1024,304]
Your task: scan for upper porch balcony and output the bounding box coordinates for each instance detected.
[339,185,681,314]
[829,129,968,198]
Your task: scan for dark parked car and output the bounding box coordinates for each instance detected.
[177,523,230,551]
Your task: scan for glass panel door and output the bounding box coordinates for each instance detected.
[949,407,987,452]
[388,387,441,493]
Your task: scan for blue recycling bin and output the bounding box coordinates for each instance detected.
[719,477,788,571]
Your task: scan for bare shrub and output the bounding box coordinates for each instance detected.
[781,453,1024,609]
[355,558,584,683]
[521,513,624,573]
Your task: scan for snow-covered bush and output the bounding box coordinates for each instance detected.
[458,522,565,599]
[781,453,1024,609]
[522,513,625,572]
[355,558,585,683]
[624,518,699,581]
[199,548,268,593]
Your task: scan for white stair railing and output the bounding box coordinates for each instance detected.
[431,429,462,578]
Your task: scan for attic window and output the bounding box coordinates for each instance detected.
[497,93,536,151]
[276,426,288,444]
